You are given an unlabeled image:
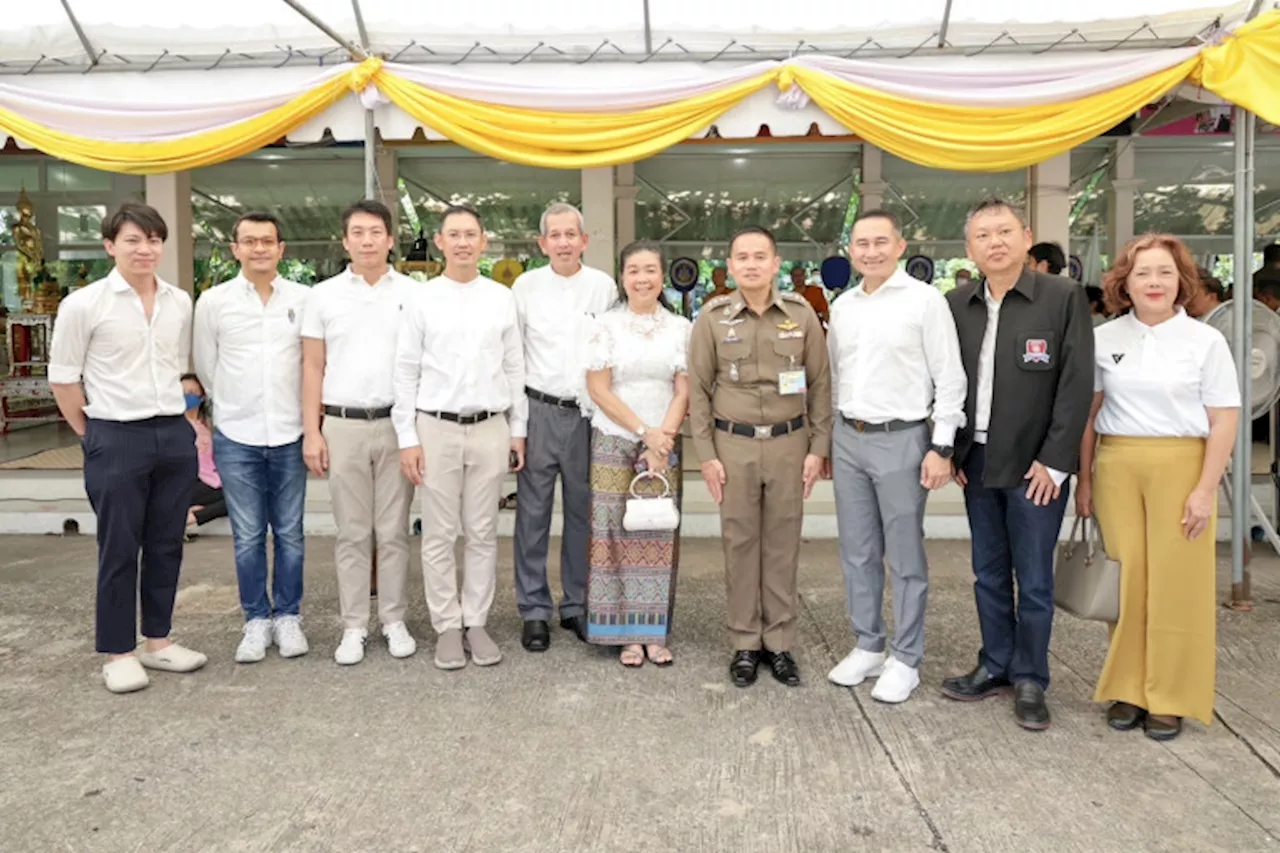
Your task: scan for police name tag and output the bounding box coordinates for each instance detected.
[778,369,807,395]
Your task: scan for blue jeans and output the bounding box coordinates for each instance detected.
[213,431,307,621]
[960,444,1068,690]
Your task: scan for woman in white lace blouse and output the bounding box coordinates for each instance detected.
[584,240,692,667]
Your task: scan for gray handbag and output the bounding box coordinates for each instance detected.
[1054,517,1121,623]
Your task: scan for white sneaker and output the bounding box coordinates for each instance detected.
[870,657,921,704]
[102,656,149,694]
[334,629,367,665]
[234,618,273,664]
[382,621,417,659]
[136,642,208,673]
[273,615,309,659]
[827,648,886,687]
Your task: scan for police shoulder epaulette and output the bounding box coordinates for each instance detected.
[780,292,806,303]
[704,295,732,309]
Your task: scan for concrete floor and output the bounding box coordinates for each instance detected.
[1,536,1278,853]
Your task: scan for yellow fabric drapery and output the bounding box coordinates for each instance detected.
[0,11,1277,174]
[0,60,382,175]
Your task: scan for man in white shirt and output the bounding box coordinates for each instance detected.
[193,211,310,664]
[942,197,1094,731]
[301,200,417,666]
[48,203,208,694]
[825,211,967,704]
[510,203,617,653]
[395,204,528,671]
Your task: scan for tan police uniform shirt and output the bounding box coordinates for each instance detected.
[688,289,833,462]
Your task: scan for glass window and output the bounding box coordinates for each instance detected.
[58,205,106,244]
[45,162,113,193]
[0,160,41,194]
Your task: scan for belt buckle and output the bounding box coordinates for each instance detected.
[754,425,771,439]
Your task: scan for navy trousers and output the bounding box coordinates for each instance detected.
[960,444,1068,690]
[83,416,197,654]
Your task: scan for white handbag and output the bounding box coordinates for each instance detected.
[1054,516,1121,623]
[622,471,680,532]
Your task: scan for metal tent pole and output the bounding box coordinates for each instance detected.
[364,111,377,201]
[1229,107,1256,610]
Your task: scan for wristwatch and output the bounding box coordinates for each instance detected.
[930,444,954,459]
[635,424,648,441]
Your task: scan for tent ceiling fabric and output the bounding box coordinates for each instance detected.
[2,0,1256,70]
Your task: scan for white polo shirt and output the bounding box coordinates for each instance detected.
[1093,309,1241,437]
[392,274,529,448]
[48,269,190,422]
[301,266,416,409]
[512,263,617,404]
[193,273,310,447]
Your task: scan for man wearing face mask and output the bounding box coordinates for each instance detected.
[302,200,418,666]
[510,203,616,652]
[394,204,528,671]
[943,196,1094,731]
[194,211,311,664]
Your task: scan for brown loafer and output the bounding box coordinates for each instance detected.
[1106,701,1147,731]
[1144,715,1183,742]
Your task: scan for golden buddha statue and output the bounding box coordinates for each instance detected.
[13,189,43,312]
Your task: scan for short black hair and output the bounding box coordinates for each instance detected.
[340,199,393,235]
[1255,270,1280,300]
[1198,268,1225,300]
[102,202,168,243]
[438,204,484,233]
[1085,284,1105,308]
[729,225,777,255]
[1264,243,1280,267]
[964,195,1028,237]
[853,209,902,234]
[232,211,283,243]
[1029,242,1067,275]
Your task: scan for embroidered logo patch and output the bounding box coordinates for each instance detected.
[1022,338,1050,364]
[1112,353,1124,364]
[287,308,296,323]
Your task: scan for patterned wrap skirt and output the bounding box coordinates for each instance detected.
[585,430,682,646]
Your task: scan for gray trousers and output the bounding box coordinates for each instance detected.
[832,418,930,668]
[514,397,592,621]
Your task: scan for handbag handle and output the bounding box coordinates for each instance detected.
[1064,516,1097,564]
[629,470,673,499]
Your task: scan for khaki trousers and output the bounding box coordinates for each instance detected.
[715,428,808,652]
[417,412,510,633]
[1093,436,1217,725]
[323,416,414,631]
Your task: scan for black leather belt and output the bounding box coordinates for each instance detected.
[420,410,497,425]
[526,387,579,410]
[323,405,391,420]
[714,416,806,439]
[841,416,926,433]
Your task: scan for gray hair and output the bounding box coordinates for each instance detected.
[963,196,1028,240]
[539,202,586,236]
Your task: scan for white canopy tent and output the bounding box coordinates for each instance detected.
[0,0,1273,600]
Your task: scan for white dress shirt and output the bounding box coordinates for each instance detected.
[392,274,529,448]
[193,274,310,447]
[512,263,618,407]
[974,283,1068,487]
[48,269,190,422]
[1093,309,1240,437]
[301,266,415,409]
[827,269,967,446]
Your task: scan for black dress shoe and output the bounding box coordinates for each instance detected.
[1144,715,1183,742]
[1106,701,1147,731]
[559,615,587,643]
[521,620,550,652]
[1013,681,1051,731]
[730,650,760,688]
[941,664,1012,702]
[762,650,801,687]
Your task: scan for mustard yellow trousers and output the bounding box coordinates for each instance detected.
[1092,436,1216,725]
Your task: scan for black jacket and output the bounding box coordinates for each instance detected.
[946,269,1095,490]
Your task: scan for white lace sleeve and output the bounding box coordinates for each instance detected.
[671,316,692,374]
[584,315,614,371]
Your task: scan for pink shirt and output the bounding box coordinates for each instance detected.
[191,419,221,489]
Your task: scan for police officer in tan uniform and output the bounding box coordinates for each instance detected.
[689,226,832,689]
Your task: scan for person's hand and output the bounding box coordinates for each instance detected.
[303,431,328,477]
[821,458,833,480]
[954,467,967,488]
[1024,461,1060,507]
[643,426,673,455]
[1182,485,1215,541]
[920,451,952,491]
[643,448,670,474]
[186,508,199,528]
[400,447,425,486]
[701,459,727,504]
[802,454,824,499]
[510,438,526,472]
[1075,479,1093,519]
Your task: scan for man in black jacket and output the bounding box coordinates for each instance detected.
[942,197,1094,731]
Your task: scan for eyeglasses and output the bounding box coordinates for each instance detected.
[236,238,279,249]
